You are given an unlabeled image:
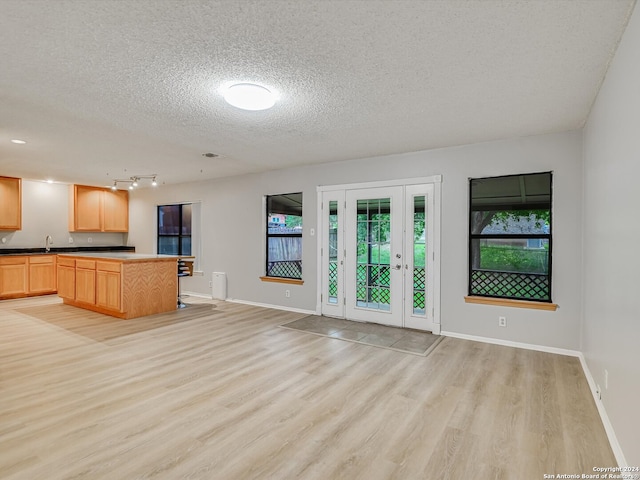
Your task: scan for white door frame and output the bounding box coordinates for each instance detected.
[317,176,441,333]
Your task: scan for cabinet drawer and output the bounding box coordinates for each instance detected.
[96,261,121,273]
[0,256,27,265]
[58,257,76,267]
[30,255,55,264]
[76,259,96,270]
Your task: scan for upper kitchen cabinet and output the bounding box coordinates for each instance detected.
[69,184,129,232]
[0,176,22,230]
[102,188,129,232]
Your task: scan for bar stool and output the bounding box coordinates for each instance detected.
[177,259,190,308]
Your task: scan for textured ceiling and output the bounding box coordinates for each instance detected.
[0,0,635,187]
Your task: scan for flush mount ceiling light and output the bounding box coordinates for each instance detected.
[11,139,26,144]
[223,83,277,111]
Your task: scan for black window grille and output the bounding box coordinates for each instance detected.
[469,172,552,302]
[266,193,302,279]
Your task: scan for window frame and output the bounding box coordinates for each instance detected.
[468,172,553,303]
[265,193,303,280]
[157,203,192,256]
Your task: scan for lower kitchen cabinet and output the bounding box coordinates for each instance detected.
[28,255,57,294]
[57,264,76,300]
[96,262,121,311]
[0,256,28,297]
[57,258,123,313]
[57,254,177,319]
[75,260,96,304]
[0,255,57,299]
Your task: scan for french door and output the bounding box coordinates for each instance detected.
[320,180,440,332]
[345,186,404,326]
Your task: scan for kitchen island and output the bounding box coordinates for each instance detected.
[57,252,180,319]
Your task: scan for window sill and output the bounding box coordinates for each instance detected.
[260,276,304,285]
[464,296,558,311]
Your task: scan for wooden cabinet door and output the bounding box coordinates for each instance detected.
[57,266,76,300]
[0,176,21,230]
[103,189,129,232]
[0,257,28,297]
[75,268,96,304]
[71,185,102,231]
[29,256,57,294]
[96,270,121,311]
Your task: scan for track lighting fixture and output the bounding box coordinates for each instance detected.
[110,174,158,190]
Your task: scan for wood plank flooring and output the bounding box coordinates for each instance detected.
[0,295,616,479]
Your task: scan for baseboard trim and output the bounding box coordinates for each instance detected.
[181,291,213,300]
[226,298,317,316]
[441,330,626,467]
[577,353,627,467]
[440,330,581,357]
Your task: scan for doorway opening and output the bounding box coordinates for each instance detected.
[318,177,441,332]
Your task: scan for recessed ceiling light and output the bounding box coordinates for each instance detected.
[46,179,54,184]
[223,83,277,111]
[11,139,26,144]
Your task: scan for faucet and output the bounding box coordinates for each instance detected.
[45,235,52,253]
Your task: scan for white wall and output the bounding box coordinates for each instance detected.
[129,130,584,350]
[0,179,126,249]
[583,3,639,466]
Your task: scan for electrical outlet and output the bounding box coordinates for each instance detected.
[209,280,212,288]
[605,369,609,390]
[596,384,602,400]
[285,289,291,298]
[498,316,507,327]
[68,237,74,243]
[87,237,92,243]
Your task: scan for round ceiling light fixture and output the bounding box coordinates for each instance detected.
[223,83,277,111]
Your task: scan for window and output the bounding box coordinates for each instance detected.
[469,172,552,302]
[157,203,192,255]
[265,193,302,279]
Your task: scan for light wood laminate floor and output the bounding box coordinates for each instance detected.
[0,296,616,479]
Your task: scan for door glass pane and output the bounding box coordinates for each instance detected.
[355,198,391,311]
[328,201,338,304]
[413,196,426,315]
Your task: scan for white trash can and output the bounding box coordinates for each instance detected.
[211,272,227,300]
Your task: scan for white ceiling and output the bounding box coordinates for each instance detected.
[0,0,635,187]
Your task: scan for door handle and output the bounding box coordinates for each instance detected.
[393,264,402,270]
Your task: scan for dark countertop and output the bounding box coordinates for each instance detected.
[0,246,135,256]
